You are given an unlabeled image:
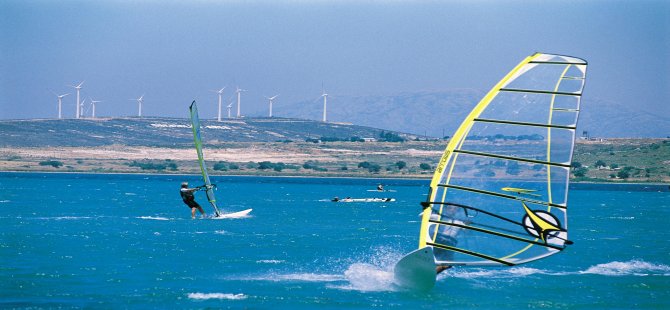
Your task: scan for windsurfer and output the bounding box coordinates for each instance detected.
[377,184,384,191]
[431,205,469,274]
[180,182,206,219]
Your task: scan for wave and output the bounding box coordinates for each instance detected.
[187,293,247,300]
[137,216,170,221]
[447,260,670,279]
[256,259,284,264]
[448,266,549,279]
[35,216,93,220]
[579,260,670,276]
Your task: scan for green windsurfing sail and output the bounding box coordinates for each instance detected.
[189,101,221,217]
[417,53,588,266]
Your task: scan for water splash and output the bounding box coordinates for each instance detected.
[329,263,396,292]
[580,260,670,276]
[328,246,404,292]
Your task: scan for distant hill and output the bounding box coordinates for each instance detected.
[269,90,670,138]
[0,117,419,147]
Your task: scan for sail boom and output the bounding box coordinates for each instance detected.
[453,149,572,168]
[426,242,515,266]
[474,118,576,130]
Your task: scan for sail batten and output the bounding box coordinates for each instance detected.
[474,118,576,130]
[500,88,582,96]
[430,220,566,250]
[435,184,567,209]
[427,242,516,266]
[417,53,587,267]
[453,149,572,167]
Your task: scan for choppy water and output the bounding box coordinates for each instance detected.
[1,173,668,308]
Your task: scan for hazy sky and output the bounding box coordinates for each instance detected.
[1,0,668,120]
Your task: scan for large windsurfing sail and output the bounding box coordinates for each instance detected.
[416,53,588,267]
[189,101,221,217]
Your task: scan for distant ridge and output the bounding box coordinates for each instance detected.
[272,90,670,138]
[0,117,419,147]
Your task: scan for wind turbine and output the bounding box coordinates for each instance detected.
[90,98,101,118]
[265,94,279,117]
[321,88,328,122]
[54,93,69,119]
[235,87,246,118]
[130,95,144,117]
[69,81,84,119]
[79,98,88,118]
[211,87,226,121]
[226,102,233,118]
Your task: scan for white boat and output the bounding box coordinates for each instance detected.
[331,197,395,203]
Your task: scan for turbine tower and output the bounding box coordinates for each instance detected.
[321,89,328,122]
[213,87,226,122]
[226,102,233,118]
[55,93,69,119]
[69,81,84,119]
[131,95,144,117]
[90,99,101,118]
[235,87,246,118]
[79,98,88,118]
[265,95,279,117]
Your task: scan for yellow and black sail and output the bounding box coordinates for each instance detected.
[418,53,588,266]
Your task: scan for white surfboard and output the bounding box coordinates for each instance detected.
[210,208,253,219]
[393,246,436,291]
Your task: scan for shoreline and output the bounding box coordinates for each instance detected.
[2,170,668,188]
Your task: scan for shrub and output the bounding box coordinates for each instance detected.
[379,131,405,142]
[39,160,63,168]
[474,168,495,177]
[573,167,588,177]
[395,161,407,170]
[213,161,228,171]
[419,163,432,170]
[367,164,381,173]
[358,162,371,169]
[617,170,630,179]
[506,161,520,175]
[127,160,177,171]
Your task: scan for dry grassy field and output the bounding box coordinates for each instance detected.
[1,139,668,183]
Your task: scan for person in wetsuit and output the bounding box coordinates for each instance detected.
[429,204,470,274]
[180,182,206,219]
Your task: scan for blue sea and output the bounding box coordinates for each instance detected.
[1,172,669,309]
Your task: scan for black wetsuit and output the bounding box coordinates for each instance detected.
[180,188,201,209]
